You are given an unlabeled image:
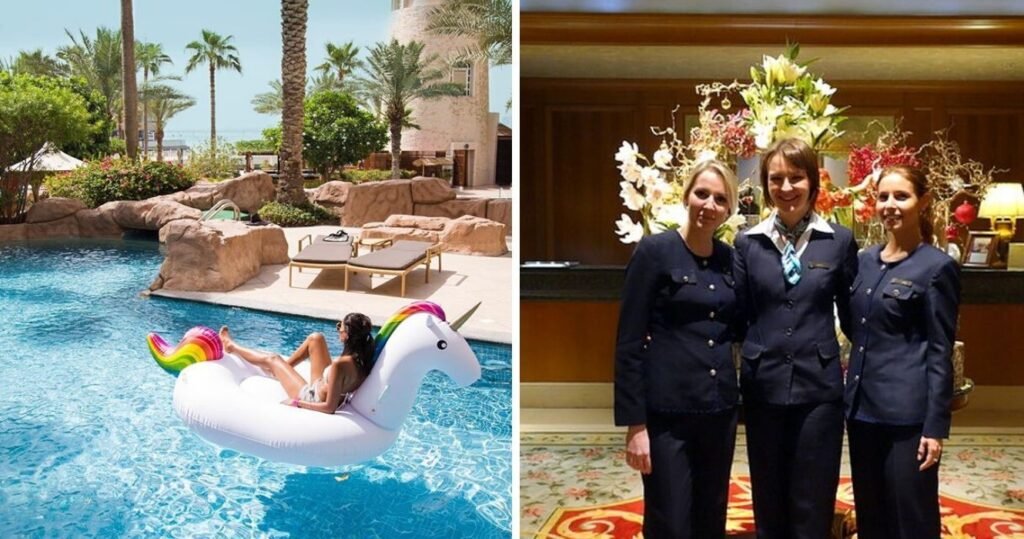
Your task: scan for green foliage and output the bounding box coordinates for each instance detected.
[108,137,127,155]
[341,169,417,183]
[257,201,334,227]
[186,138,239,180]
[61,76,115,159]
[0,71,93,221]
[303,91,387,179]
[426,0,512,68]
[45,157,196,207]
[262,127,282,152]
[234,139,273,153]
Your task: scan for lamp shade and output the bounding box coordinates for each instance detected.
[978,183,1024,219]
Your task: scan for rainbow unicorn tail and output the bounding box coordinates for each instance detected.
[147,325,224,376]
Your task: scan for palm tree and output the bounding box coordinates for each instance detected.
[121,0,138,159]
[279,0,308,205]
[57,27,122,126]
[142,84,195,162]
[355,39,463,179]
[307,71,341,94]
[315,41,362,87]
[185,30,242,151]
[7,49,68,77]
[136,42,173,156]
[426,0,511,67]
[251,79,283,115]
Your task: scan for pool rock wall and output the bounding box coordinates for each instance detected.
[150,220,289,292]
[311,176,512,232]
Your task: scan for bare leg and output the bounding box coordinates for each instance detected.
[302,332,333,382]
[220,326,307,398]
[285,332,332,369]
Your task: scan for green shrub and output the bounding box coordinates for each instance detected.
[186,138,239,180]
[340,169,418,184]
[257,201,334,227]
[45,157,196,207]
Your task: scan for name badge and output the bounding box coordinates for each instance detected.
[808,262,832,270]
[890,277,914,287]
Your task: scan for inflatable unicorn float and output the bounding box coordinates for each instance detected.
[147,301,481,467]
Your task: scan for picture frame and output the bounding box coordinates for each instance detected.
[963,231,1001,268]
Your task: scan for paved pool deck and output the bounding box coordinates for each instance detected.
[151,186,515,344]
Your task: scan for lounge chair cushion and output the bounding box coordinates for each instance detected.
[347,246,426,271]
[390,240,435,252]
[292,236,353,264]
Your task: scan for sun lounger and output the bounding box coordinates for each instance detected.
[289,234,357,287]
[344,240,443,297]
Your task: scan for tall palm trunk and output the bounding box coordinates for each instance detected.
[389,109,403,179]
[121,0,137,159]
[208,63,216,152]
[142,67,149,157]
[156,124,165,162]
[278,0,308,205]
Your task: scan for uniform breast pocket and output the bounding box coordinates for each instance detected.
[807,261,834,291]
[668,269,698,293]
[881,280,923,316]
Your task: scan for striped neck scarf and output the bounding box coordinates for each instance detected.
[774,212,812,285]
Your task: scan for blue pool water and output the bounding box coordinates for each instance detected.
[0,239,511,538]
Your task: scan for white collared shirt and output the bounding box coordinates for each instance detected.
[744,210,835,258]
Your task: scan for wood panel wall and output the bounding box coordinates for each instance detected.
[522,78,1024,264]
[521,300,1024,386]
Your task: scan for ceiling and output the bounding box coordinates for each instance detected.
[521,45,1024,81]
[520,3,1024,81]
[520,0,1024,16]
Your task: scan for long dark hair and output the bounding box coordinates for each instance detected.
[878,165,935,244]
[759,137,821,210]
[341,313,375,377]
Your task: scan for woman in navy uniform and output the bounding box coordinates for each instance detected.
[845,165,960,538]
[615,160,741,539]
[733,138,858,539]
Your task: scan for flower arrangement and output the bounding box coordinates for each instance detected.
[613,104,747,244]
[740,43,847,151]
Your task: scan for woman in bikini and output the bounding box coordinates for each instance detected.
[218,313,375,414]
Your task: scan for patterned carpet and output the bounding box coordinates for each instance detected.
[521,432,1024,538]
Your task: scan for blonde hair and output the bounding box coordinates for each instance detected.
[682,160,739,215]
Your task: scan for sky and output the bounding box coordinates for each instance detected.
[0,1,512,145]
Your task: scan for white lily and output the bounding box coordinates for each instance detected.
[813,78,836,96]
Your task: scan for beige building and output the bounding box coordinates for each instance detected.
[390,0,499,187]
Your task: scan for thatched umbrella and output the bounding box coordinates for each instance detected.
[6,142,85,202]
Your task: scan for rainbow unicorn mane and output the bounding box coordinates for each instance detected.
[148,326,224,375]
[372,301,446,364]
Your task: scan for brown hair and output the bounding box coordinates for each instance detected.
[759,138,821,210]
[341,312,375,377]
[683,160,739,215]
[877,165,935,244]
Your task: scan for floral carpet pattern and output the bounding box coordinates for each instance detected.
[521,432,1024,538]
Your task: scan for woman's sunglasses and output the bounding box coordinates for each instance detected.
[336,321,345,332]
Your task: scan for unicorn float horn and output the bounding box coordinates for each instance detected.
[147,326,223,376]
[450,301,482,331]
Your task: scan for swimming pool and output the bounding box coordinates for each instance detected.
[0,239,511,537]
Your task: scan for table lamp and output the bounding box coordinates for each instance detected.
[978,182,1024,268]
[978,182,1024,240]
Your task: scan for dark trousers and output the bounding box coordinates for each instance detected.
[642,408,738,539]
[847,420,941,539]
[744,400,844,539]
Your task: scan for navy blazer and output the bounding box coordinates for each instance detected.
[733,221,858,405]
[614,231,740,426]
[845,244,961,439]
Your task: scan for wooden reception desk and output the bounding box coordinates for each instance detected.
[521,266,1024,385]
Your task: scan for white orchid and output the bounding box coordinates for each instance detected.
[640,166,663,189]
[696,148,719,163]
[615,141,640,166]
[614,213,645,244]
[653,145,674,169]
[619,181,645,211]
[619,161,642,184]
[654,203,687,229]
